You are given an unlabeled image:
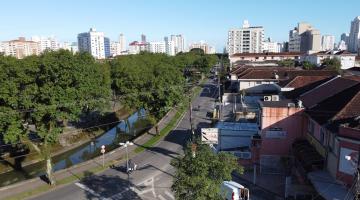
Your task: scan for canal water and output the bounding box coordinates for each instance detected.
[0,109,150,187]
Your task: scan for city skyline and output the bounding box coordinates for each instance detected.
[1,0,360,52]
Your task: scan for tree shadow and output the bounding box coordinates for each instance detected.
[134,145,179,160]
[80,171,142,200]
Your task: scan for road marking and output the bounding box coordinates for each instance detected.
[164,191,175,200]
[75,182,101,198]
[157,195,167,200]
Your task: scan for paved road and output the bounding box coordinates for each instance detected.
[30,81,218,200]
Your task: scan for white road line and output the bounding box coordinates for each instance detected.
[75,182,101,198]
[157,194,167,200]
[164,191,175,200]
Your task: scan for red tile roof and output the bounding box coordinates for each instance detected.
[284,77,334,99]
[281,76,334,88]
[299,77,359,108]
[306,83,360,125]
[237,69,338,80]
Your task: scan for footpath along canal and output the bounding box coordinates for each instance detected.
[0,109,149,187]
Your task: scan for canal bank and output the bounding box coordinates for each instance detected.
[0,109,151,187]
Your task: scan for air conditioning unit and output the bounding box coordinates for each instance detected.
[271,95,279,101]
[264,96,271,101]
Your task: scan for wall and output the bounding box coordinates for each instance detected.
[260,106,304,156]
[239,80,279,93]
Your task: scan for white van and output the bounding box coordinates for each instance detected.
[220,181,250,200]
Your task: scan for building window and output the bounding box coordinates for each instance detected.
[308,119,315,135]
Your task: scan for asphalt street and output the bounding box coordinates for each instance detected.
[30,81,218,200]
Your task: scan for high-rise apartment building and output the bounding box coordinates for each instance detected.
[77,28,105,59]
[341,33,349,45]
[31,36,59,52]
[348,16,360,53]
[164,37,175,56]
[288,22,321,53]
[227,20,264,55]
[321,35,335,51]
[141,34,146,43]
[119,33,126,52]
[104,37,110,58]
[170,34,185,54]
[1,37,40,59]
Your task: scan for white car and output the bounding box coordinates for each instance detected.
[220,181,250,200]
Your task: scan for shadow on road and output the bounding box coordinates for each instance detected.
[80,171,142,199]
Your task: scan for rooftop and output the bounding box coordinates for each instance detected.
[215,122,259,131]
[299,76,358,108]
[260,99,298,108]
[231,52,301,58]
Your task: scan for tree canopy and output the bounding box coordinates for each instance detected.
[0,50,111,184]
[321,57,341,72]
[171,143,243,200]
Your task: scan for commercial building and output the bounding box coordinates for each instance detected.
[1,37,40,59]
[348,16,360,53]
[288,22,321,53]
[227,20,264,55]
[77,28,106,59]
[321,35,335,51]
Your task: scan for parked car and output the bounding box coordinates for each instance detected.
[220,181,249,200]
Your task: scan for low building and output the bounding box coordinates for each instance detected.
[229,52,301,64]
[128,41,148,54]
[301,50,357,69]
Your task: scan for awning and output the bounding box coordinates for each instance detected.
[308,170,352,200]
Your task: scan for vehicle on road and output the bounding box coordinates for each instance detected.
[220,181,249,200]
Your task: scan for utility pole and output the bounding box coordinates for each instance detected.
[218,52,223,121]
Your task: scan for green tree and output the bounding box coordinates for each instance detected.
[171,142,243,200]
[278,59,295,67]
[321,58,341,72]
[302,61,316,70]
[0,50,111,185]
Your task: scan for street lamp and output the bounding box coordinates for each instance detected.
[119,141,134,172]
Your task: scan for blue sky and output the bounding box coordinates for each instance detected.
[1,0,359,52]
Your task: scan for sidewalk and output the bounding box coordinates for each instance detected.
[0,107,179,200]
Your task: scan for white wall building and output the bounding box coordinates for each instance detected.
[337,40,348,51]
[348,16,360,53]
[148,41,166,53]
[170,34,185,54]
[110,41,122,56]
[31,36,59,52]
[321,35,335,51]
[1,37,40,59]
[227,20,264,55]
[301,50,356,69]
[189,41,215,54]
[77,28,105,59]
[263,41,282,53]
[119,33,126,52]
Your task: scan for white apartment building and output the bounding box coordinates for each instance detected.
[31,36,59,52]
[77,28,105,59]
[1,37,40,59]
[164,37,175,56]
[227,20,264,55]
[148,41,166,53]
[263,41,282,53]
[119,33,126,52]
[110,41,122,56]
[337,40,347,51]
[348,16,360,53]
[321,35,335,51]
[189,41,215,54]
[301,50,356,69]
[170,34,185,54]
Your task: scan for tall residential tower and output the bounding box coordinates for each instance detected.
[77,28,105,59]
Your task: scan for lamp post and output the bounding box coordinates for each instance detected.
[119,141,134,171]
